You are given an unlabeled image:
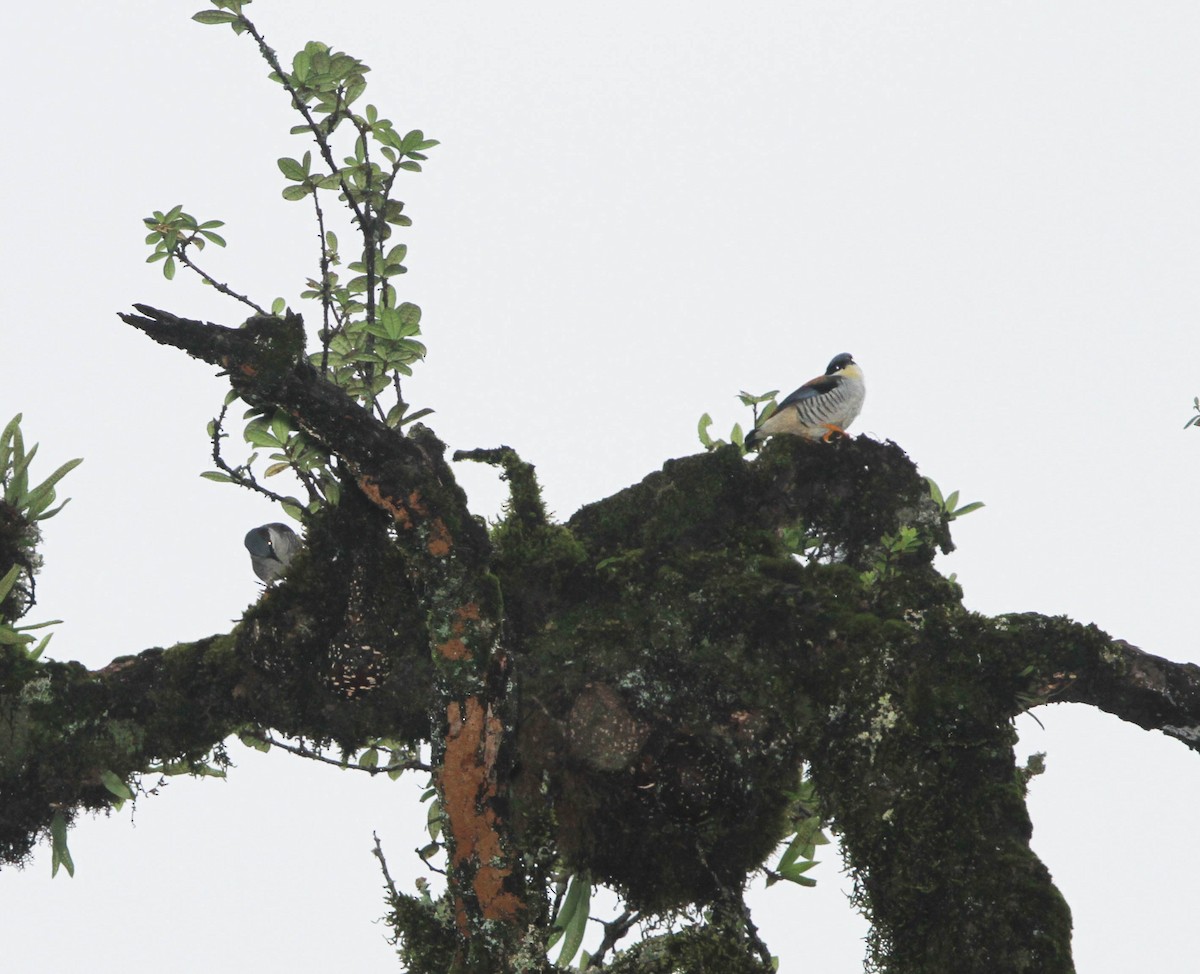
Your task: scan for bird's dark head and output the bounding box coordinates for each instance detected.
[826,352,855,375]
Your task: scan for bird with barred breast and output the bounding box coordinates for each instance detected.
[744,352,865,449]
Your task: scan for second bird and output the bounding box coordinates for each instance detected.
[744,352,865,449]
[245,522,302,582]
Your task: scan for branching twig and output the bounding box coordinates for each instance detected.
[587,909,641,968]
[372,831,401,902]
[237,18,367,230]
[313,192,334,376]
[174,245,268,314]
[737,896,774,970]
[209,403,293,504]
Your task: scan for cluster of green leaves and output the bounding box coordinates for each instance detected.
[859,479,984,590]
[779,520,821,561]
[859,526,923,589]
[0,415,80,658]
[925,477,984,522]
[143,3,441,518]
[698,390,780,453]
[339,736,422,781]
[237,727,419,780]
[266,35,438,423]
[190,0,253,31]
[549,872,593,968]
[0,568,57,661]
[202,399,341,519]
[1184,397,1200,429]
[766,777,829,889]
[143,206,227,281]
[47,736,226,880]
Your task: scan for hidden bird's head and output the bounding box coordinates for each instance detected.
[244,522,301,582]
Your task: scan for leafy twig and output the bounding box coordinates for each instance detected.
[204,403,292,503]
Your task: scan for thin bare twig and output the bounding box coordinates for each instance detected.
[587,908,641,968]
[174,245,268,315]
[372,832,401,901]
[258,732,432,775]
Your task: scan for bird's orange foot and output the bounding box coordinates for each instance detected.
[819,424,847,443]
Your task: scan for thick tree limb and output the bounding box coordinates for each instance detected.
[13,315,1200,973]
[1000,614,1200,750]
[117,304,529,968]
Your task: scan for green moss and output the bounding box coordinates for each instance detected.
[607,916,775,974]
[387,891,460,973]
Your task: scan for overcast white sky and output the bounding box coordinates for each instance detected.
[4,2,1200,971]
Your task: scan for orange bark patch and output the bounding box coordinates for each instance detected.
[357,475,417,531]
[442,698,523,928]
[436,604,482,661]
[355,479,453,555]
[438,638,470,661]
[426,517,453,557]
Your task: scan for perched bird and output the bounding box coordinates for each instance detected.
[744,352,865,449]
[244,522,302,582]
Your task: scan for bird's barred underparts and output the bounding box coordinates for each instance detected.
[746,352,865,447]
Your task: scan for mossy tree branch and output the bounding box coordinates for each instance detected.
[115,303,529,970]
[6,325,1200,972]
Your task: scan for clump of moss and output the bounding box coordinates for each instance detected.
[234,487,434,750]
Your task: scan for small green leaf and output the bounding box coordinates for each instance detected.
[24,458,82,513]
[101,771,134,801]
[276,158,304,181]
[237,728,272,753]
[192,10,239,25]
[397,407,434,428]
[26,631,53,661]
[244,421,282,449]
[426,797,443,841]
[269,411,292,444]
[50,811,74,878]
[925,477,944,507]
[0,565,21,603]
